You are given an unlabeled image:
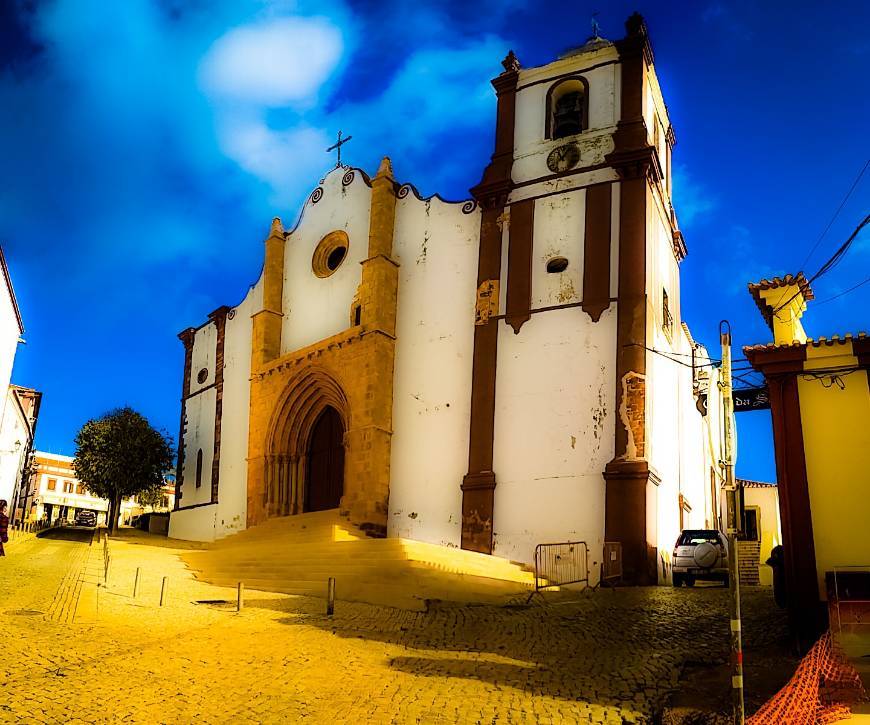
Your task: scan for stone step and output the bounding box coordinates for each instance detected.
[184,510,540,609]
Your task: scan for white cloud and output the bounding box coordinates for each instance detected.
[209,36,505,205]
[672,164,717,228]
[216,114,332,202]
[200,16,344,106]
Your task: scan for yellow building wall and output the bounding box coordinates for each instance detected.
[743,486,782,586]
[798,344,870,599]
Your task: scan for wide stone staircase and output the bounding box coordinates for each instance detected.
[179,509,539,610]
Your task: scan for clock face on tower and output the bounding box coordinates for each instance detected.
[546,143,581,173]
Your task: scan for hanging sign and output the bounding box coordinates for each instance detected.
[733,387,770,412]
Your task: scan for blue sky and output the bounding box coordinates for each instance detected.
[2,0,868,483]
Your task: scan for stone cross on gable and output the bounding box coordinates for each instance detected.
[326,130,352,168]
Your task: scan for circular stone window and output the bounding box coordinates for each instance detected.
[197,368,208,384]
[312,230,350,278]
[546,256,569,273]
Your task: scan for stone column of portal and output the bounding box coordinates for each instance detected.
[603,13,661,585]
[342,158,399,536]
[247,218,286,527]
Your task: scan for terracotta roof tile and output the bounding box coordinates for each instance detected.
[737,478,777,488]
[747,273,814,330]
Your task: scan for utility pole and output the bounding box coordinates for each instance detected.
[720,320,744,724]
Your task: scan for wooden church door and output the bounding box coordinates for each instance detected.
[304,406,345,512]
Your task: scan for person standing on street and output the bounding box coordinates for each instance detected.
[0,500,8,556]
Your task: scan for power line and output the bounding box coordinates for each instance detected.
[799,158,870,271]
[813,273,870,306]
[625,344,721,369]
[773,213,870,319]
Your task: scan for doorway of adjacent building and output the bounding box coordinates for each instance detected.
[304,406,345,512]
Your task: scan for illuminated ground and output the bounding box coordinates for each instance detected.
[1,528,794,724]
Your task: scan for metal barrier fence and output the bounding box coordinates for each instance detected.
[533,541,590,592]
[828,565,870,634]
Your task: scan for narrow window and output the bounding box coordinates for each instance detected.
[195,449,203,489]
[354,305,362,326]
[76,484,84,495]
[47,478,57,491]
[547,77,589,139]
[662,289,673,337]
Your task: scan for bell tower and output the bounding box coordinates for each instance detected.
[461,14,685,586]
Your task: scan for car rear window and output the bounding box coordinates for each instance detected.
[678,531,720,546]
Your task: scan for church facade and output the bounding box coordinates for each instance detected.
[169,14,730,585]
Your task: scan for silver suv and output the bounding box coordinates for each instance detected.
[672,529,729,587]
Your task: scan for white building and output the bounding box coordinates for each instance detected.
[28,452,137,526]
[170,14,731,584]
[0,385,41,513]
[0,247,42,517]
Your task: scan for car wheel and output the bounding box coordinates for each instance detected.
[673,574,683,588]
[685,576,695,587]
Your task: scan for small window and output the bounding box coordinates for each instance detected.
[63,481,74,493]
[76,484,84,495]
[197,368,208,384]
[662,289,673,337]
[47,478,57,491]
[546,257,569,273]
[195,449,203,489]
[312,231,350,278]
[546,77,589,140]
[354,305,362,326]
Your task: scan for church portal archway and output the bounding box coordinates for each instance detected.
[304,406,345,512]
[262,366,350,518]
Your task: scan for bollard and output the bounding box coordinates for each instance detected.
[237,582,244,612]
[159,576,168,607]
[327,577,335,616]
[133,567,141,599]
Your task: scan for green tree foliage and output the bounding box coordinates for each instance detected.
[74,407,174,534]
[136,483,166,510]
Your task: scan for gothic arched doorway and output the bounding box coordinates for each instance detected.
[304,406,345,512]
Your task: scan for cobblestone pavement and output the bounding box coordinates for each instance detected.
[0,530,794,724]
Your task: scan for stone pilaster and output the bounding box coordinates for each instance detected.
[174,327,196,509]
[251,217,285,370]
[208,305,231,504]
[602,13,659,585]
[461,52,520,554]
[341,158,399,534]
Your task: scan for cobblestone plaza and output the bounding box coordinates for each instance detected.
[0,528,796,724]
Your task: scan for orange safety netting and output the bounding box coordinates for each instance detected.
[748,631,867,724]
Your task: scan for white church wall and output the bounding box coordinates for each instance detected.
[179,386,216,509]
[513,57,619,186]
[491,189,617,575]
[645,189,688,582]
[387,194,480,547]
[168,502,218,542]
[213,280,262,539]
[530,190,584,308]
[188,322,217,395]
[281,169,371,354]
[492,306,616,577]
